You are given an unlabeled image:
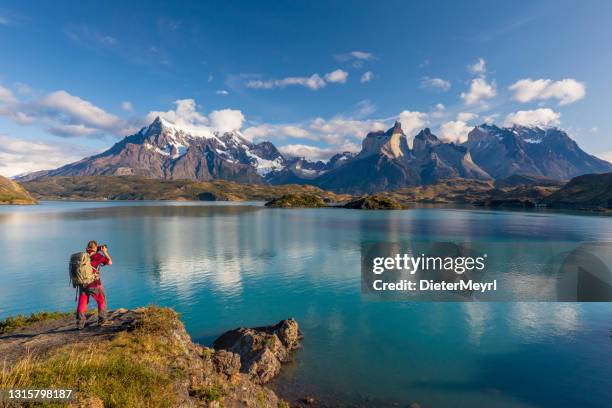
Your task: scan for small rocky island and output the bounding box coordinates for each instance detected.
[342,194,404,210]
[265,193,328,208]
[0,307,302,407]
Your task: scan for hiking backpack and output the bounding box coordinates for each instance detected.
[69,252,97,288]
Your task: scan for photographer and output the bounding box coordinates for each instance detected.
[76,240,113,330]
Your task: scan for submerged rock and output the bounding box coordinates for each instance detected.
[213,318,302,384]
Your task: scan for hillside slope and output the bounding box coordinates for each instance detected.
[545,172,612,209]
[0,175,36,204]
[21,176,351,202]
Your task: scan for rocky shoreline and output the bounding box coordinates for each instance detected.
[0,307,306,407]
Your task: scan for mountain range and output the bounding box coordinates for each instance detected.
[17,116,612,193]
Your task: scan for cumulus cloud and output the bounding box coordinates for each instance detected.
[0,133,93,177]
[209,109,244,132]
[47,124,99,138]
[399,110,428,141]
[361,71,374,83]
[508,78,586,105]
[242,124,272,141]
[216,90,229,95]
[147,99,245,135]
[281,125,311,138]
[420,77,451,91]
[439,120,473,143]
[0,87,133,137]
[468,57,486,76]
[503,108,561,127]
[40,90,123,130]
[461,78,497,105]
[457,112,478,122]
[146,99,212,135]
[324,69,349,84]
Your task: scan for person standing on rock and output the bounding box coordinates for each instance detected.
[73,241,113,330]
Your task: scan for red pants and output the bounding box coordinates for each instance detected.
[76,285,107,321]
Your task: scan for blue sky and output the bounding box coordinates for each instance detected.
[1,0,611,176]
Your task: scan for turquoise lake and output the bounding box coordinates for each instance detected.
[1,201,611,407]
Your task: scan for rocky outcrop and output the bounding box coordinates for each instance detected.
[265,193,328,208]
[214,318,302,384]
[342,194,404,210]
[0,307,294,407]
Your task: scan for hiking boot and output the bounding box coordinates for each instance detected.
[98,310,109,327]
[76,312,87,330]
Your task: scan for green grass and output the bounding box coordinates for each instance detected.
[0,306,183,408]
[0,311,72,334]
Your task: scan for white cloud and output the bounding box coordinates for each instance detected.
[246,73,326,90]
[40,90,122,129]
[431,103,445,118]
[47,124,99,138]
[461,78,497,105]
[146,99,212,136]
[0,133,93,177]
[348,51,373,60]
[279,143,360,162]
[120,101,133,112]
[209,109,244,132]
[0,85,18,104]
[420,77,451,91]
[360,71,374,83]
[457,112,478,122]
[309,117,386,143]
[324,69,349,84]
[508,78,586,105]
[399,111,428,139]
[246,69,350,91]
[503,108,561,127]
[439,120,473,143]
[281,125,310,138]
[0,87,133,137]
[147,101,245,134]
[335,51,375,67]
[216,90,229,95]
[468,57,486,76]
[483,113,499,124]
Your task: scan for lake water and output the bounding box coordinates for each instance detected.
[1,201,611,407]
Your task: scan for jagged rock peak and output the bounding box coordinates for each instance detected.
[387,121,405,136]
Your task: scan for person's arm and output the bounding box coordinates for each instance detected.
[101,246,113,266]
